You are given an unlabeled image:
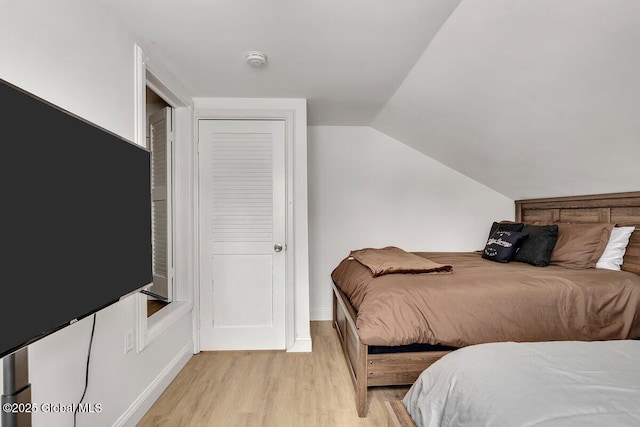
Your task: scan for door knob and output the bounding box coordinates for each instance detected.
[274,243,283,252]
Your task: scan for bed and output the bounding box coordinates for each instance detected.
[332,191,640,417]
[389,339,640,427]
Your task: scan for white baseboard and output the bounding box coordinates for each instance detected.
[287,336,312,352]
[310,308,332,321]
[113,342,193,427]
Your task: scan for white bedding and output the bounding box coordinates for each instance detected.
[403,340,640,427]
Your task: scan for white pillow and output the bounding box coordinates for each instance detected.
[596,226,635,271]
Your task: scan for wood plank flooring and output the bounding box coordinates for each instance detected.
[137,321,410,426]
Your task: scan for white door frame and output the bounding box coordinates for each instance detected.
[194,103,311,352]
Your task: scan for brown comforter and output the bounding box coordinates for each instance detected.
[331,252,640,347]
[350,246,453,276]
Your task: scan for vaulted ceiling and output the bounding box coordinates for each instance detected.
[99,0,640,200]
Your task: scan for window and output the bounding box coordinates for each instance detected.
[146,87,173,316]
[134,44,194,352]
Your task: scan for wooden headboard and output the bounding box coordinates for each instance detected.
[515,192,640,276]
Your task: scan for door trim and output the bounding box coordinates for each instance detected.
[194,103,311,352]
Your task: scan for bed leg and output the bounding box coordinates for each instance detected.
[332,289,337,329]
[356,380,367,417]
[356,341,368,417]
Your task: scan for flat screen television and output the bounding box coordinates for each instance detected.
[0,78,152,359]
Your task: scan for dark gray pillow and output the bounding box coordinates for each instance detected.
[512,224,558,267]
[487,221,524,243]
[482,230,529,263]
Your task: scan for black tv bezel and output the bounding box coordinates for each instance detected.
[0,78,152,360]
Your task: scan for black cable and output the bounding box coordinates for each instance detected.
[74,313,96,427]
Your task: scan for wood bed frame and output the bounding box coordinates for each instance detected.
[386,400,416,427]
[333,191,640,417]
[515,192,640,275]
[332,282,450,417]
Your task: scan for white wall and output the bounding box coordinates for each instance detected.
[0,1,192,426]
[307,126,514,320]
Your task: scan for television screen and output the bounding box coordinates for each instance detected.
[0,78,152,359]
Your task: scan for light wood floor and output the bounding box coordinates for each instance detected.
[137,321,410,426]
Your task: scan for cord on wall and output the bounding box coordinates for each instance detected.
[74,314,96,427]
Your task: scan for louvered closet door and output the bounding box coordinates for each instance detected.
[198,120,286,350]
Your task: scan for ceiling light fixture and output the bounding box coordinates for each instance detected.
[246,51,267,68]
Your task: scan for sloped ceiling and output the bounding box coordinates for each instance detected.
[373,0,640,200]
[98,0,639,200]
[98,0,460,125]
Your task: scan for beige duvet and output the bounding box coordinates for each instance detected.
[331,252,640,347]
